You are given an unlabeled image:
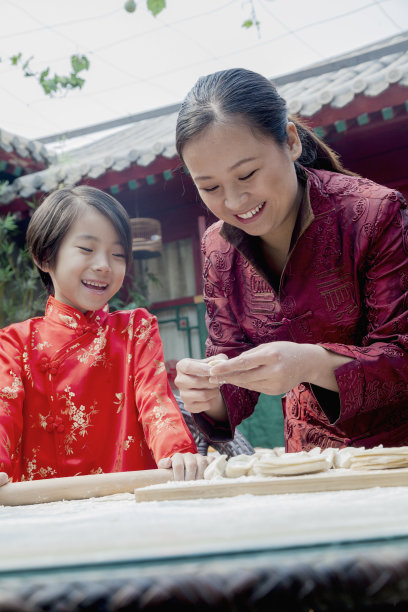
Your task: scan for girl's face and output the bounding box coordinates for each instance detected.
[182,120,302,248]
[43,205,127,313]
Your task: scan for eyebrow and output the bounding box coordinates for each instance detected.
[195,157,257,181]
[75,234,123,246]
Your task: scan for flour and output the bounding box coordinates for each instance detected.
[2,485,408,573]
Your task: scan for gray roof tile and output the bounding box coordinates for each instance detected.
[1,33,407,205]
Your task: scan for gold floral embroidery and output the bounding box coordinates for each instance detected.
[25,448,57,481]
[22,349,33,386]
[31,329,51,351]
[32,339,52,351]
[148,392,178,437]
[114,435,136,463]
[114,392,125,414]
[77,327,107,366]
[134,317,154,348]
[123,435,135,451]
[39,413,48,430]
[25,449,38,479]
[122,311,136,341]
[0,431,11,457]
[58,314,79,329]
[0,370,23,400]
[59,386,99,455]
[0,398,12,416]
[154,359,165,375]
[89,467,104,474]
[10,435,22,461]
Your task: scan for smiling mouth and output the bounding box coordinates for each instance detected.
[236,202,265,220]
[82,280,108,291]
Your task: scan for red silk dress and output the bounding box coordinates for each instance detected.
[196,168,408,452]
[0,296,196,481]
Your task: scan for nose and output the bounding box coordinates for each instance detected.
[91,253,111,272]
[224,187,249,211]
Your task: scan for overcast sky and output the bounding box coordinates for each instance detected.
[1,0,407,141]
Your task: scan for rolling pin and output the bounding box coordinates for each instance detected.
[0,468,173,506]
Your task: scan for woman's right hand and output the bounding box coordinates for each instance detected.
[175,356,229,421]
[0,472,8,487]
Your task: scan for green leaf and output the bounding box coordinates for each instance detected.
[147,0,166,17]
[10,53,22,66]
[242,19,253,28]
[40,78,58,95]
[40,68,50,80]
[71,54,90,74]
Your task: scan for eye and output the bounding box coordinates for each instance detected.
[113,253,126,259]
[201,185,218,193]
[78,246,92,252]
[239,170,257,181]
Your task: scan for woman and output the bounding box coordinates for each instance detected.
[174,67,408,452]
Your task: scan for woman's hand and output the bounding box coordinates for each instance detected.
[158,452,214,481]
[0,472,8,487]
[175,356,228,421]
[207,342,352,395]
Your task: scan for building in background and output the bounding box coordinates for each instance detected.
[1,33,407,445]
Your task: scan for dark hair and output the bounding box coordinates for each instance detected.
[176,67,356,176]
[26,185,132,294]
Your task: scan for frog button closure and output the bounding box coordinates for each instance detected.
[39,357,59,375]
[77,324,98,336]
[45,415,65,433]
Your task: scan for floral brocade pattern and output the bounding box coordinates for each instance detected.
[0,296,196,481]
[202,168,408,451]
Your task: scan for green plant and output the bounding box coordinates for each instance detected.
[8,53,90,96]
[0,214,45,328]
[109,264,161,311]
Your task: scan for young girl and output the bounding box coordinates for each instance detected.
[0,185,209,485]
[174,68,408,452]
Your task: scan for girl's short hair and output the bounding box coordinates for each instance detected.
[176,67,355,176]
[26,185,132,294]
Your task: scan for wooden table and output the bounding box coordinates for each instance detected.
[1,481,408,610]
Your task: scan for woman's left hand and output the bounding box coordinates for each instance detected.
[157,452,214,481]
[207,341,336,395]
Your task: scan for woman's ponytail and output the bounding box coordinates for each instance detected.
[291,116,358,176]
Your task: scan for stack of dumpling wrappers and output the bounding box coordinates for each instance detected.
[204,445,408,480]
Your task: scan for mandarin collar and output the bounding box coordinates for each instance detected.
[44,296,108,331]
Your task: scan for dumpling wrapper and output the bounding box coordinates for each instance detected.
[203,454,228,480]
[251,451,331,476]
[225,454,258,478]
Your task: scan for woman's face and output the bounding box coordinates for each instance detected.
[182,120,302,247]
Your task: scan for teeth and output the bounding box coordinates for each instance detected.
[237,202,264,219]
[83,280,107,288]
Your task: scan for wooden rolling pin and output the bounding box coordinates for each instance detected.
[0,468,173,506]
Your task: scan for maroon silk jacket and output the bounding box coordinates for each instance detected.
[197,168,408,452]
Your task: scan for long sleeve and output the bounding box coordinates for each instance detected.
[132,311,197,461]
[0,327,25,478]
[196,233,260,439]
[317,192,408,425]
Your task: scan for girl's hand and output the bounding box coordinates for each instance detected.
[207,342,352,395]
[158,452,214,481]
[0,472,8,487]
[175,356,228,420]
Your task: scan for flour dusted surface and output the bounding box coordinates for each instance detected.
[2,486,408,572]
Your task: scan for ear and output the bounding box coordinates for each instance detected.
[286,122,302,162]
[33,257,50,273]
